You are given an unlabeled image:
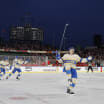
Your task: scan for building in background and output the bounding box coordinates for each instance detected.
[10,25,43,41]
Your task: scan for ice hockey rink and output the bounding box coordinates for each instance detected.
[0,72,104,104]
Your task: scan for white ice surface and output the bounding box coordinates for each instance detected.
[0,72,104,104]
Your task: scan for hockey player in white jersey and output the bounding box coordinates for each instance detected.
[6,56,29,80]
[0,57,10,80]
[56,47,92,94]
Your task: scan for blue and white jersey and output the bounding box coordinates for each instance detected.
[13,59,28,69]
[58,54,88,69]
[0,61,4,68]
[0,60,10,69]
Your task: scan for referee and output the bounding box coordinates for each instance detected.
[87,61,93,72]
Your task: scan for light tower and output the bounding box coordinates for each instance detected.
[59,24,69,50]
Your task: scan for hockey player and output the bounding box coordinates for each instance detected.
[0,57,10,80]
[56,47,92,94]
[6,56,29,80]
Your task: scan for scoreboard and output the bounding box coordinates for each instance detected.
[10,26,43,41]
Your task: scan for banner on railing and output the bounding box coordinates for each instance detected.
[0,49,68,54]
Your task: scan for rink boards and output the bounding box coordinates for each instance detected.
[16,66,104,73]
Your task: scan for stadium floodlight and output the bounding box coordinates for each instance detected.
[66,24,69,26]
[59,24,69,51]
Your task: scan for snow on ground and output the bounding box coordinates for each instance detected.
[0,72,104,104]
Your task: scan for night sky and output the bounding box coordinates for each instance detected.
[0,0,104,48]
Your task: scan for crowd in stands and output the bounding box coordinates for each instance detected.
[48,47,104,67]
[0,41,104,66]
[42,47,104,67]
[0,41,56,51]
[77,47,104,67]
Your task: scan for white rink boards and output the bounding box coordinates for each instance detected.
[0,72,104,104]
[13,66,103,73]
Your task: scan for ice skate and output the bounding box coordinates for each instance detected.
[16,76,20,80]
[6,76,9,80]
[67,88,75,94]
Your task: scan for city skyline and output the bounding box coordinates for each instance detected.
[0,0,104,48]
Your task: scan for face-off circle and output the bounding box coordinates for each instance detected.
[9,96,28,100]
